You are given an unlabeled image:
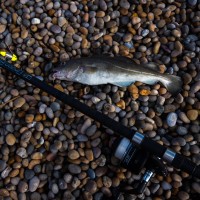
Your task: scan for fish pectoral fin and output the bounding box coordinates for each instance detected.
[143,62,160,71]
[112,82,133,87]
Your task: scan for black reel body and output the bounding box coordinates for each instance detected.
[112,137,168,197]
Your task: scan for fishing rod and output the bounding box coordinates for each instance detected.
[0,57,199,194]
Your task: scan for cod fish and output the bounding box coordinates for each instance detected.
[52,56,182,95]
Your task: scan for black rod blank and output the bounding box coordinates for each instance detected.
[0,58,199,178]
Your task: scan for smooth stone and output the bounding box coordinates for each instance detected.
[85,180,97,194]
[68,164,81,174]
[119,0,130,9]
[171,137,186,146]
[64,173,73,183]
[18,181,28,193]
[161,181,172,190]
[176,126,188,135]
[192,182,200,193]
[50,102,60,112]
[31,18,41,25]
[166,112,178,127]
[0,160,6,172]
[13,97,26,108]
[77,134,88,142]
[45,107,54,119]
[16,147,27,158]
[29,176,40,192]
[187,0,197,6]
[50,25,61,34]
[178,191,189,200]
[68,150,79,160]
[25,169,35,180]
[186,110,198,121]
[87,169,96,179]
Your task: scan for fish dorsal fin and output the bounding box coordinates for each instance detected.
[143,62,160,71]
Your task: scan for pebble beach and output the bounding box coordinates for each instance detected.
[0,0,200,199]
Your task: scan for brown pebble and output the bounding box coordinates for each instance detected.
[68,150,80,160]
[0,24,6,33]
[0,188,9,197]
[132,16,141,25]
[14,97,26,108]
[31,152,43,160]
[25,114,34,123]
[186,110,198,121]
[6,133,16,146]
[116,99,125,109]
[178,191,189,200]
[85,149,94,161]
[154,42,161,54]
[28,160,41,169]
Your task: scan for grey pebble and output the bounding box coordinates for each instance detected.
[68,164,81,174]
[52,183,59,194]
[150,183,160,193]
[0,160,7,172]
[161,181,172,190]
[86,125,97,136]
[187,0,197,6]
[45,107,54,119]
[64,173,73,183]
[77,134,88,142]
[119,0,130,9]
[99,0,107,11]
[192,182,200,193]
[18,181,28,193]
[25,169,35,180]
[16,147,27,158]
[39,104,47,113]
[1,166,12,178]
[166,112,177,127]
[50,25,61,34]
[171,137,186,146]
[34,47,43,56]
[177,126,188,135]
[31,18,41,24]
[70,3,77,13]
[141,29,149,37]
[85,180,97,193]
[29,176,40,192]
[30,192,41,200]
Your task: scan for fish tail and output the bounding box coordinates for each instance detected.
[161,74,183,95]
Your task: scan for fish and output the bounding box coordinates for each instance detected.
[52,56,182,95]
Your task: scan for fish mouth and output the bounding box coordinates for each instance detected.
[51,70,66,80]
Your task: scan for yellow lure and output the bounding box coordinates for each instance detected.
[0,51,18,61]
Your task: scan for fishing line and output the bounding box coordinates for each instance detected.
[0,58,199,179]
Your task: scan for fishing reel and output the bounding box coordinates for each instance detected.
[110,137,168,198]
